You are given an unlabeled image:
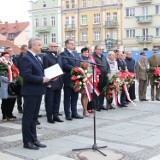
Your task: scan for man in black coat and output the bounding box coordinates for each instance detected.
[43,43,63,123]
[93,45,110,111]
[117,51,128,107]
[125,51,136,100]
[20,37,50,150]
[61,39,83,120]
[14,44,28,113]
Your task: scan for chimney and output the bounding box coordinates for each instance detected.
[5,21,8,33]
[15,20,18,31]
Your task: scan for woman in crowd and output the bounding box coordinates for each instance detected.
[0,52,18,121]
[81,47,92,117]
[107,51,119,109]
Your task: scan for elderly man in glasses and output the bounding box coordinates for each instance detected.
[43,42,64,123]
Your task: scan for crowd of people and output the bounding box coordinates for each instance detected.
[0,37,160,150]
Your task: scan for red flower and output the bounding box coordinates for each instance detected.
[75,80,80,86]
[108,90,112,94]
[74,88,78,92]
[74,67,79,72]
[71,75,77,80]
[82,62,87,69]
[110,84,113,89]
[81,89,85,94]
[154,68,160,76]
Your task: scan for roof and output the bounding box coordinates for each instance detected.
[0,40,20,54]
[0,21,29,40]
[0,34,7,40]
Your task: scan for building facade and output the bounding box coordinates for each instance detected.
[62,0,123,52]
[123,0,160,51]
[29,0,62,48]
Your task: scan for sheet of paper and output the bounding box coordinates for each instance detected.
[44,64,63,79]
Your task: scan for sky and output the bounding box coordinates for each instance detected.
[0,0,30,23]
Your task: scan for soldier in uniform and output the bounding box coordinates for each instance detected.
[148,48,160,101]
[136,52,148,101]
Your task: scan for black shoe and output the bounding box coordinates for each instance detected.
[143,99,149,101]
[35,120,41,125]
[151,99,154,101]
[66,116,72,121]
[156,99,160,101]
[100,107,108,110]
[96,108,101,111]
[38,115,42,118]
[11,114,17,119]
[121,105,128,107]
[72,114,84,119]
[23,142,39,150]
[54,116,63,122]
[33,141,47,148]
[58,113,63,116]
[139,99,143,101]
[47,118,55,123]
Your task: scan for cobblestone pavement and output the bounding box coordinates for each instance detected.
[1,84,160,160]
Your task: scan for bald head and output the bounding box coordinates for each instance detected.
[49,43,58,52]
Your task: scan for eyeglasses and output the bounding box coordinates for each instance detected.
[50,46,58,47]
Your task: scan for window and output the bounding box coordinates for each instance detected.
[51,33,56,42]
[51,16,56,26]
[156,5,160,14]
[82,32,88,41]
[43,17,47,26]
[66,1,69,9]
[113,31,118,39]
[106,13,110,21]
[66,17,69,24]
[43,34,48,44]
[113,0,117,4]
[71,33,75,41]
[9,33,15,38]
[82,0,86,8]
[94,14,100,24]
[106,32,110,39]
[81,15,87,25]
[35,18,39,27]
[71,0,75,8]
[126,8,135,17]
[113,12,117,21]
[95,0,99,6]
[126,29,135,38]
[156,28,160,36]
[94,31,100,41]
[65,34,70,40]
[71,16,75,24]
[88,0,92,7]
[106,0,110,5]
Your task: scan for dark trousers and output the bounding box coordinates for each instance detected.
[96,92,104,109]
[22,96,42,144]
[120,91,126,105]
[151,85,160,100]
[17,95,23,110]
[63,86,78,117]
[128,82,136,100]
[1,98,16,118]
[45,89,61,119]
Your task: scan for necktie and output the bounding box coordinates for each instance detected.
[71,52,75,57]
[35,55,43,68]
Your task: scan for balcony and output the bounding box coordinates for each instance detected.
[136,15,152,24]
[35,26,52,33]
[105,39,118,50]
[136,35,153,43]
[136,0,152,4]
[105,21,118,29]
[65,24,76,31]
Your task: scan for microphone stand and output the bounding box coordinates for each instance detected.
[60,54,107,156]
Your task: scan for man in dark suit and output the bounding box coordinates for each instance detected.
[117,51,128,107]
[43,43,63,123]
[14,44,28,113]
[20,37,50,150]
[61,39,83,120]
[92,45,110,111]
